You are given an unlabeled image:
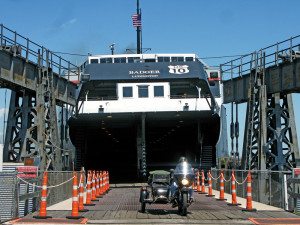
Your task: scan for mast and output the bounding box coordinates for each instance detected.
[136,0,142,54]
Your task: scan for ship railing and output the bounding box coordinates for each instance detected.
[220,34,300,81]
[84,95,214,100]
[85,96,119,101]
[0,24,80,81]
[170,94,199,99]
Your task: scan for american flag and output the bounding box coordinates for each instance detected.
[131,13,142,28]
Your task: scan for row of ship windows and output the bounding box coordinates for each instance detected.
[122,85,164,98]
[90,56,197,64]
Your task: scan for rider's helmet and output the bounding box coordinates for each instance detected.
[179,157,187,163]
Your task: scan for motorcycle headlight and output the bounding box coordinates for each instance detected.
[181,178,189,186]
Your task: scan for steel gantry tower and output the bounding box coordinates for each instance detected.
[221,36,300,171]
[0,24,79,170]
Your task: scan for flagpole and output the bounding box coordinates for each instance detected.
[136,0,141,54]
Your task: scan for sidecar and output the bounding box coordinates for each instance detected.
[139,170,171,212]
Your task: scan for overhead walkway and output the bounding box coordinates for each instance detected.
[0,24,78,105]
[221,35,300,104]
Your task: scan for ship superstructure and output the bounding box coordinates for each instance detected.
[70,53,227,181]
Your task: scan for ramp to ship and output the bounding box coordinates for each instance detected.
[12,187,300,225]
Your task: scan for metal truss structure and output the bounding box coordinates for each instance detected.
[221,36,300,171]
[0,24,78,170]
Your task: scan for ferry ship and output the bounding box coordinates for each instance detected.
[69,0,227,182]
[69,53,228,182]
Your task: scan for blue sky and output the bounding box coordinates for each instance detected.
[0,0,300,152]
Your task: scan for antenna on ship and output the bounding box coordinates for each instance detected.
[132,0,142,54]
[109,43,115,55]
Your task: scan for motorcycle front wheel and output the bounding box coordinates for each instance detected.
[181,192,188,216]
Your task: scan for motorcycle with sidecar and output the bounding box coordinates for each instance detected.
[139,164,194,216]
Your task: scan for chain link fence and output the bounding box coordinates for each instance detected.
[211,169,293,209]
[0,172,18,222]
[0,171,77,223]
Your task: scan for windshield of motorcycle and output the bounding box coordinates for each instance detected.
[174,161,193,175]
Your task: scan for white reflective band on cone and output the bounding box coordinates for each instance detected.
[247,183,251,187]
[221,179,224,182]
[209,184,212,187]
[220,187,224,190]
[247,192,252,197]
[73,185,78,190]
[232,189,236,193]
[79,193,84,197]
[73,197,78,202]
[42,185,47,190]
[41,197,47,201]
[87,189,91,193]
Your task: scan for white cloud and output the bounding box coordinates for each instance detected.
[60,18,77,29]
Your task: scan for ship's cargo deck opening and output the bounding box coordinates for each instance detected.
[69,111,220,183]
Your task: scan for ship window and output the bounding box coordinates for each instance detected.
[114,58,126,63]
[90,59,99,64]
[138,85,149,98]
[186,57,194,61]
[128,57,140,63]
[145,59,156,63]
[100,58,112,63]
[171,57,178,62]
[154,86,164,97]
[171,57,184,62]
[158,57,170,62]
[210,72,219,78]
[123,86,133,97]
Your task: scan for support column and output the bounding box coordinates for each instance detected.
[137,113,146,179]
[3,91,34,162]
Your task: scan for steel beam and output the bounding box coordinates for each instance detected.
[223,58,300,104]
[0,49,77,106]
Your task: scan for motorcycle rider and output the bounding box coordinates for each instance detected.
[170,157,194,206]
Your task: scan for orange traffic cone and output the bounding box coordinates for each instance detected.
[216,170,227,201]
[78,171,88,212]
[196,171,201,192]
[206,171,215,197]
[100,171,105,196]
[103,171,107,193]
[199,170,207,194]
[33,171,52,219]
[67,172,84,219]
[107,171,110,192]
[228,170,240,206]
[91,171,97,201]
[243,171,257,212]
[84,171,95,206]
[95,171,100,198]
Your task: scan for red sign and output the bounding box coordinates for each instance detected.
[17,166,38,179]
[293,168,300,176]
